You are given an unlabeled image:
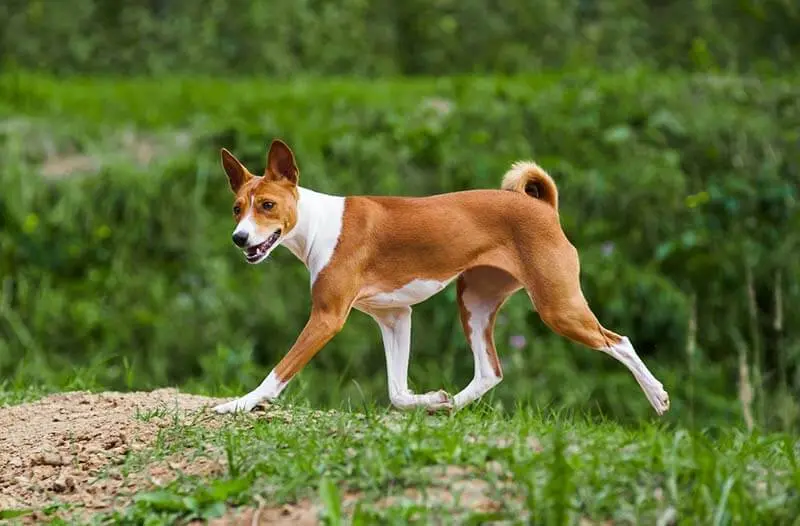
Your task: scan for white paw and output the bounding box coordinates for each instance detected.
[389,390,454,412]
[213,396,258,414]
[423,390,454,414]
[647,384,670,416]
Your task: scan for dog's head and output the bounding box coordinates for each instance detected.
[220,139,300,264]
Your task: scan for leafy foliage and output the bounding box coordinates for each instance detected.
[0,71,798,429]
[1,0,799,76]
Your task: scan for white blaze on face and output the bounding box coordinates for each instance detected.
[231,195,284,264]
[232,196,262,247]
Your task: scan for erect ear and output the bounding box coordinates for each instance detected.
[265,139,298,185]
[220,148,252,193]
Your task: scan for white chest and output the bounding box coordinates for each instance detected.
[281,187,346,285]
[356,277,456,309]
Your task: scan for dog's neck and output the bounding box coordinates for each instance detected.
[281,186,346,284]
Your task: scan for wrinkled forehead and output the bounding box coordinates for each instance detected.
[235,177,296,203]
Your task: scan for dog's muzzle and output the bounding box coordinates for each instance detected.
[244,229,282,263]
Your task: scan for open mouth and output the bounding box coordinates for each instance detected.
[244,229,282,263]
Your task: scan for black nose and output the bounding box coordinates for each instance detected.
[232,231,249,247]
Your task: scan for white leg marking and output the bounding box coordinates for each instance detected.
[453,291,503,410]
[370,308,452,411]
[603,337,670,415]
[213,370,287,414]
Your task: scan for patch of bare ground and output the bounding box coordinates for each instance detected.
[207,463,518,525]
[0,390,534,524]
[200,500,320,525]
[35,128,194,179]
[371,463,516,517]
[0,389,230,520]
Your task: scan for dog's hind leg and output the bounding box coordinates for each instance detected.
[369,307,453,411]
[525,242,670,415]
[452,266,521,410]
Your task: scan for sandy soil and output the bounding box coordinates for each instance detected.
[0,389,236,520]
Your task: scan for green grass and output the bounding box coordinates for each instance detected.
[2,69,797,131]
[2,70,798,431]
[6,396,796,526]
[1,69,798,523]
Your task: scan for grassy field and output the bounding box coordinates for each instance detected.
[1,387,799,525]
[3,71,798,430]
[1,71,798,524]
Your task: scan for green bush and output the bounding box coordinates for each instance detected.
[1,0,798,76]
[0,71,798,429]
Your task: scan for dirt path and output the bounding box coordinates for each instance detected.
[0,390,507,524]
[0,389,230,519]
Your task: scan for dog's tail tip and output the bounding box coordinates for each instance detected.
[500,161,558,211]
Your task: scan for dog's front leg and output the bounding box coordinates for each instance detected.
[369,307,453,411]
[214,305,349,414]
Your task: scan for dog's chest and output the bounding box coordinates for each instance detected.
[356,277,456,309]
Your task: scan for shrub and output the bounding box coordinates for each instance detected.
[1,0,798,76]
[1,71,797,428]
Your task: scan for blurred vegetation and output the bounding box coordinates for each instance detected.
[1,0,799,76]
[1,70,797,431]
[0,0,798,432]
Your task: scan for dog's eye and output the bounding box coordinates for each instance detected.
[262,201,275,211]
[233,204,241,215]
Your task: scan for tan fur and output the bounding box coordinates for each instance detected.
[456,266,521,378]
[223,142,301,240]
[222,141,623,387]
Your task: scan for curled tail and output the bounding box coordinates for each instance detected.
[500,161,558,212]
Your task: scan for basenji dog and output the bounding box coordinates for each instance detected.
[213,139,670,416]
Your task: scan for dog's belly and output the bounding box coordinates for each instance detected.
[356,277,456,309]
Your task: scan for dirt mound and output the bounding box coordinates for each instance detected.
[0,390,509,524]
[0,389,226,517]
